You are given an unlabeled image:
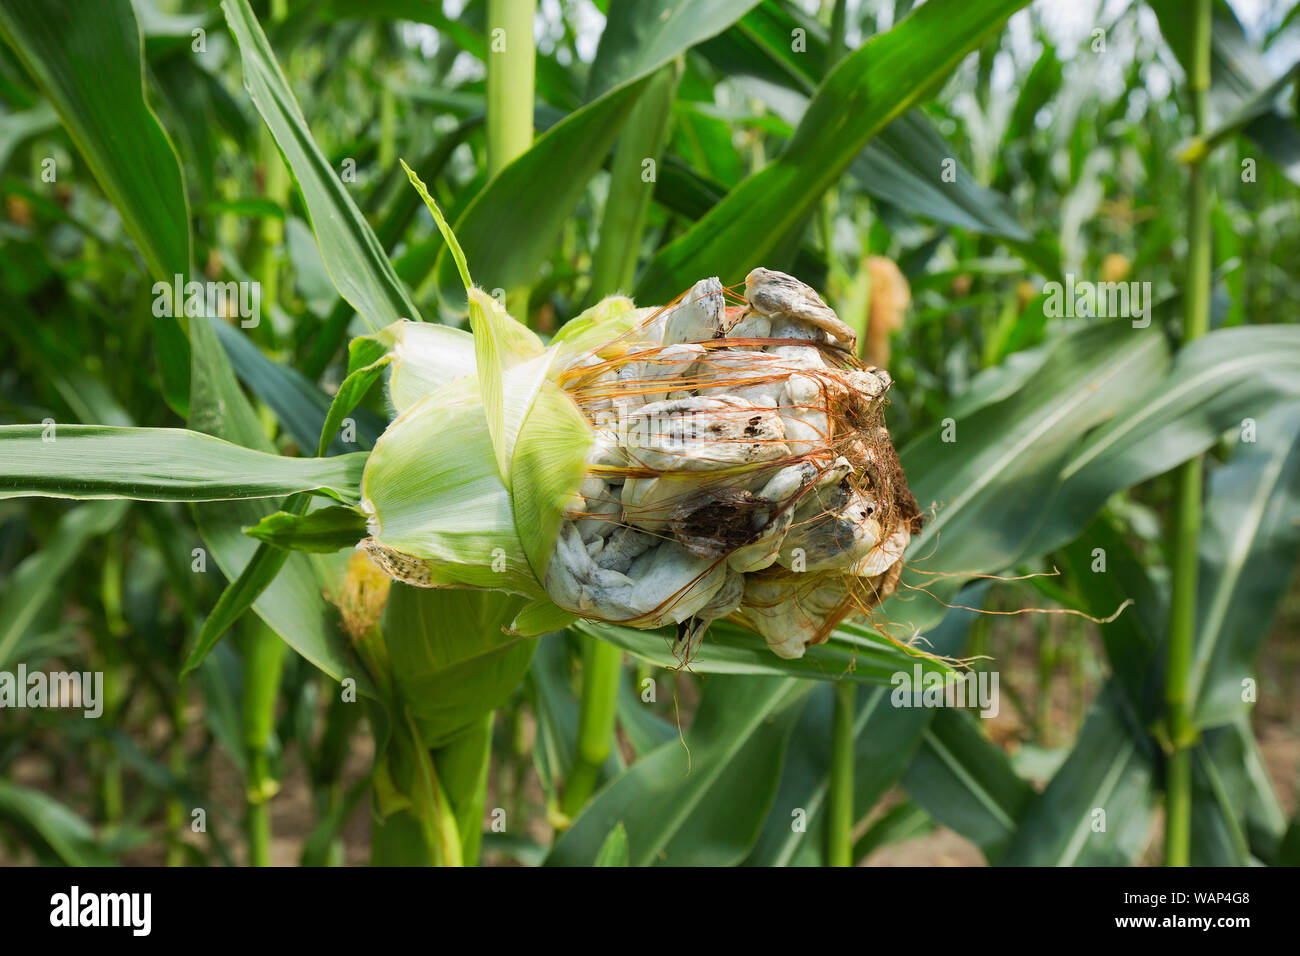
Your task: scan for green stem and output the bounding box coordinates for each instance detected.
[241,621,286,867]
[486,0,536,319]
[97,548,125,824]
[589,60,681,298]
[827,679,856,867]
[561,636,622,819]
[1164,0,1212,869]
[246,795,272,868]
[378,77,396,173]
[406,710,464,867]
[166,680,188,867]
[828,0,849,69]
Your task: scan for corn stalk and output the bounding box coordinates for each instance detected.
[1163,0,1213,868]
[486,0,536,318]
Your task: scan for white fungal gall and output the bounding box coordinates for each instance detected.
[548,268,923,660]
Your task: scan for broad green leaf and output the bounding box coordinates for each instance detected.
[1000,684,1157,866]
[700,4,1031,242]
[0,500,126,668]
[222,0,420,331]
[891,319,1168,632]
[587,0,761,100]
[433,0,762,311]
[1031,325,1300,561]
[903,708,1034,863]
[0,0,192,409]
[546,675,810,866]
[0,0,189,279]
[744,593,985,867]
[579,618,956,687]
[635,0,1032,302]
[0,780,114,866]
[852,111,1032,243]
[1190,400,1300,729]
[594,823,630,866]
[0,424,365,503]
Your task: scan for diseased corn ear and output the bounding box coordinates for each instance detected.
[541,268,919,659]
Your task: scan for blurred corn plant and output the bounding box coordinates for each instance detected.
[1,0,1298,868]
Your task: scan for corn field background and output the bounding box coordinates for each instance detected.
[0,0,1298,870]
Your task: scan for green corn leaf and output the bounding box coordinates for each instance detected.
[577,617,956,687]
[903,708,1034,863]
[743,593,984,866]
[0,0,192,411]
[593,823,630,866]
[1190,400,1300,730]
[1028,325,1300,562]
[0,780,114,866]
[699,5,1032,243]
[0,424,364,503]
[547,675,810,866]
[244,505,369,554]
[433,0,762,312]
[0,500,127,669]
[222,0,420,331]
[1000,684,1158,866]
[634,0,1032,302]
[891,320,1168,632]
